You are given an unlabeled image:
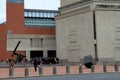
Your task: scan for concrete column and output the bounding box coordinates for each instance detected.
[26,51,30,61]
[25,67,29,76]
[9,68,14,77]
[103,65,107,72]
[91,65,95,72]
[115,64,118,72]
[66,65,70,74]
[79,64,82,73]
[43,50,47,58]
[53,66,57,75]
[38,66,43,75]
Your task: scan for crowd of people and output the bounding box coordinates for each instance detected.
[30,57,59,64]
[0,57,59,71]
[31,57,59,72]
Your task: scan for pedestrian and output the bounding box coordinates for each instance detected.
[6,59,9,64]
[10,59,14,69]
[33,59,38,72]
[10,55,15,69]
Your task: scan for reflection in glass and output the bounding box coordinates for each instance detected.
[36,12,39,17]
[28,12,32,17]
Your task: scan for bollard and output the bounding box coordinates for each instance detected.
[25,67,29,76]
[115,64,119,72]
[38,66,43,75]
[79,64,82,73]
[53,66,57,75]
[9,68,14,77]
[66,65,70,74]
[91,65,95,72]
[103,64,107,72]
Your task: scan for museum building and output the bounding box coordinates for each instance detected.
[56,0,120,64]
[0,0,59,61]
[1,0,120,64]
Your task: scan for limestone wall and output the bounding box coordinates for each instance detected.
[56,7,95,62]
[95,10,120,61]
[60,0,82,7]
[7,34,56,51]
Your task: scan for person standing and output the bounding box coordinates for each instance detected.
[33,59,38,72]
[9,55,15,69]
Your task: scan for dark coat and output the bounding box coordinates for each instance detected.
[33,60,38,66]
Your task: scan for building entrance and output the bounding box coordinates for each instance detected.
[30,51,43,58]
[47,50,56,57]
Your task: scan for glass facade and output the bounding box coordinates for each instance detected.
[24,9,59,27]
[7,0,24,3]
[25,18,55,27]
[24,10,58,18]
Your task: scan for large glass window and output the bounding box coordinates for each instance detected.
[32,12,36,17]
[25,18,56,27]
[44,12,47,17]
[8,0,15,2]
[36,12,39,17]
[24,10,58,27]
[47,12,51,18]
[28,12,32,17]
[40,12,44,17]
[24,12,27,17]
[8,0,23,3]
[51,13,54,17]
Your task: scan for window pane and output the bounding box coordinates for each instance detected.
[48,13,50,18]
[51,13,54,17]
[32,12,36,17]
[28,12,32,17]
[8,0,23,3]
[40,12,43,17]
[9,0,15,2]
[44,12,47,17]
[16,0,22,3]
[24,12,27,17]
[36,12,39,17]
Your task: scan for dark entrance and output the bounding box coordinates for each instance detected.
[30,51,43,58]
[47,50,56,57]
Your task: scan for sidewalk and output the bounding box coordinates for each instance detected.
[0,65,119,78]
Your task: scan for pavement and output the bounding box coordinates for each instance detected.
[1,73,120,80]
[0,64,119,78]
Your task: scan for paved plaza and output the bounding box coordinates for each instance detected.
[2,73,120,80]
[0,64,119,78]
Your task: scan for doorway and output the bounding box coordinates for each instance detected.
[47,50,56,57]
[30,51,43,58]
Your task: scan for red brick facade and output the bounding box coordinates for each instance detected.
[0,2,55,60]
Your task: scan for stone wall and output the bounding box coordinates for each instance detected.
[60,0,82,7]
[56,6,95,63]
